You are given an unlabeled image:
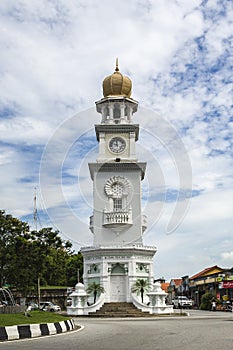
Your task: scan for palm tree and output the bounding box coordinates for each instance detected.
[86,282,105,304]
[131,279,151,303]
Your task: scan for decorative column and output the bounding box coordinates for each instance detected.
[147,282,174,314]
[67,283,89,315]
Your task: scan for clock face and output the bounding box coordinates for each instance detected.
[109,137,126,153]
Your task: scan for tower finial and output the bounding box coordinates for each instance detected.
[115,57,119,72]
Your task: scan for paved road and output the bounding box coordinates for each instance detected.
[1,310,232,350]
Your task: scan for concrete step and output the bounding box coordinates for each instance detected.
[88,313,151,318]
[88,302,151,317]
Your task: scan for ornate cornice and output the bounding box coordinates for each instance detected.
[81,244,157,257]
[88,162,146,180]
[95,124,139,141]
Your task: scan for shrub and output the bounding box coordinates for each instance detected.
[200,292,213,310]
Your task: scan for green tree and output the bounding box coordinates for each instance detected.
[131,279,151,303]
[86,282,105,304]
[66,252,83,286]
[0,210,75,295]
[9,235,37,294]
[31,227,73,287]
[0,210,29,287]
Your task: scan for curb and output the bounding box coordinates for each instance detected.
[0,319,75,342]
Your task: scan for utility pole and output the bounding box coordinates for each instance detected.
[33,187,37,232]
[38,276,41,306]
[34,187,40,305]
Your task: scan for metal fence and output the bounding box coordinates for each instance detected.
[0,305,26,314]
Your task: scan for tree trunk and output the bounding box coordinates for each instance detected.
[141,289,144,303]
[94,291,97,304]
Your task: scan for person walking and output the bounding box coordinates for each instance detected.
[211,300,216,311]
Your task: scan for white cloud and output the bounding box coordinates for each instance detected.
[0,116,53,144]
[221,251,233,262]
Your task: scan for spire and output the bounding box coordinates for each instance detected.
[115,57,119,72]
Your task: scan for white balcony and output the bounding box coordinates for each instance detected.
[91,211,147,234]
[103,208,132,232]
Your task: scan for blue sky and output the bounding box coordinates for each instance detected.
[0,0,232,280]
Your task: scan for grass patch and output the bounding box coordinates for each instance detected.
[0,310,71,327]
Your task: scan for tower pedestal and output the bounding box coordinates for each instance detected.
[82,245,156,304]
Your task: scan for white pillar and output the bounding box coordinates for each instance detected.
[120,103,125,123]
[109,103,114,123]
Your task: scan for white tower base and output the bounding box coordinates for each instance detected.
[81,244,156,306]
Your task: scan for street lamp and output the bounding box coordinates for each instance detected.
[195,290,199,308]
[170,280,175,303]
[178,284,185,314]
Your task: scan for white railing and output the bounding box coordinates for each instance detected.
[131,293,174,315]
[131,293,152,313]
[81,244,157,251]
[103,210,133,226]
[67,293,106,316]
[85,293,106,314]
[91,212,147,233]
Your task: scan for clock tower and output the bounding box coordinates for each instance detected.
[81,60,157,306]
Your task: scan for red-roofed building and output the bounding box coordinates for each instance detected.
[166,266,233,308]
[189,265,233,307]
[190,265,224,280]
[167,278,183,303]
[161,282,169,293]
[171,279,182,287]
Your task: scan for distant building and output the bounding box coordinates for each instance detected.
[189,265,233,306]
[167,278,182,303]
[160,282,169,294]
[168,265,233,308]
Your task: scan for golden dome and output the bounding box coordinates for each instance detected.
[103,59,132,98]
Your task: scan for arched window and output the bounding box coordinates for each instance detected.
[113,198,122,211]
[105,176,131,212]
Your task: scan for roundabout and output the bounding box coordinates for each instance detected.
[0,310,232,350]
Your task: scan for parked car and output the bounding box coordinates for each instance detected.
[27,301,39,310]
[39,302,61,312]
[66,298,72,306]
[172,296,193,309]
